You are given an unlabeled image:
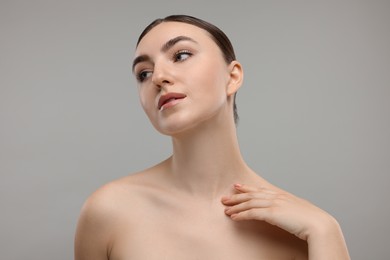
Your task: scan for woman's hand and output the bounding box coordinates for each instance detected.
[221,183,350,259]
[221,183,330,241]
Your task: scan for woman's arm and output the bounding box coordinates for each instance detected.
[74,192,113,260]
[305,215,350,260]
[221,184,350,260]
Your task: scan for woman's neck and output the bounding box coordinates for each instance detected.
[166,114,255,200]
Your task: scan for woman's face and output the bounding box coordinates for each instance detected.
[133,22,239,135]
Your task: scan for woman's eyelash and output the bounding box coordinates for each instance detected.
[173,50,193,62]
[136,70,152,82]
[135,50,192,82]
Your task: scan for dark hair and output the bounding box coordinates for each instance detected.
[136,15,239,124]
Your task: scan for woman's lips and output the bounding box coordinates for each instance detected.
[158,92,187,111]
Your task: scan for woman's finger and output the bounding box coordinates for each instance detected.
[221,191,277,206]
[230,208,272,222]
[225,199,273,216]
[233,183,258,193]
[234,183,278,194]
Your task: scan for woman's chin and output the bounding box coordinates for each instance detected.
[154,122,196,137]
[149,106,229,137]
[152,115,208,137]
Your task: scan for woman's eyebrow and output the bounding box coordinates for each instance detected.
[132,55,151,72]
[161,35,198,52]
[132,36,198,72]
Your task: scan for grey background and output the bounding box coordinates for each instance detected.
[1,0,389,259]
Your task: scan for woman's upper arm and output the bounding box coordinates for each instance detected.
[74,191,114,260]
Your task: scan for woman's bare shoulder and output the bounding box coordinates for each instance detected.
[86,159,171,211]
[75,166,167,259]
[76,164,167,237]
[87,165,165,206]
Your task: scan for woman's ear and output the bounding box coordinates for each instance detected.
[226,61,244,96]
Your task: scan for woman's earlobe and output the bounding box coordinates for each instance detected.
[227,61,244,96]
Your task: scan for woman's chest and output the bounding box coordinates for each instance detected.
[108,212,306,260]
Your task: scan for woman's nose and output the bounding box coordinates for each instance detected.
[151,62,173,88]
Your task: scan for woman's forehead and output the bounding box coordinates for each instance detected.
[135,22,213,53]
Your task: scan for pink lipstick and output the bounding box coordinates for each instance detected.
[158,92,186,111]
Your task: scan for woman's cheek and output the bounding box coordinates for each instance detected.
[138,89,155,118]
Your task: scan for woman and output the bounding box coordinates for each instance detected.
[75,15,350,259]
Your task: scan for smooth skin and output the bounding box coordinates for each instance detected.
[75,21,350,260]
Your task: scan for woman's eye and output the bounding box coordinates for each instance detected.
[136,70,152,82]
[174,50,192,62]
